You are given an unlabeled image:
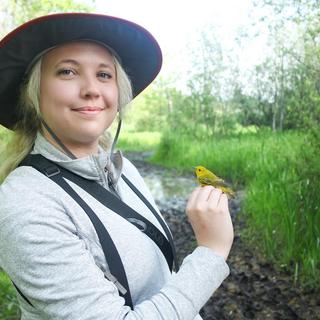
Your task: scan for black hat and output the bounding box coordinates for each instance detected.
[0,13,162,129]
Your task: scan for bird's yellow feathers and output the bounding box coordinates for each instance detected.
[194,165,235,198]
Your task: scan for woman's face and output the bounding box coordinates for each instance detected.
[40,41,119,156]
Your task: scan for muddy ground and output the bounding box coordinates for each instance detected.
[126,152,320,320]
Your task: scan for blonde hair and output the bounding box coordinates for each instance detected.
[0,47,133,182]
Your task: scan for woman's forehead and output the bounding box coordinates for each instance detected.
[42,41,115,66]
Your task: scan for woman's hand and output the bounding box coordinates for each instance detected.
[186,186,234,260]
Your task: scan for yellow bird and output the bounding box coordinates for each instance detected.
[194,165,235,198]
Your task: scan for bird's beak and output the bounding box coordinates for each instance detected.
[192,167,197,177]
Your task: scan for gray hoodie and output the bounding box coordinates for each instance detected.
[0,133,229,319]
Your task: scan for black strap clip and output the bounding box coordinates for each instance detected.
[44,166,60,178]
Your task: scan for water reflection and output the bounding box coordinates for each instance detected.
[142,173,196,202]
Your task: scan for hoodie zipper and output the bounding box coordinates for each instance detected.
[92,156,119,198]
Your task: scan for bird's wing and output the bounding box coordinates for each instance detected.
[198,177,212,186]
[200,176,228,186]
[215,180,229,188]
[198,176,224,186]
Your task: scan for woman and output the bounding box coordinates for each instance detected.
[0,13,233,319]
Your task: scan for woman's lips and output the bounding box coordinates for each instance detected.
[72,107,104,115]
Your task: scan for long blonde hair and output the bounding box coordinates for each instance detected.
[0,47,133,182]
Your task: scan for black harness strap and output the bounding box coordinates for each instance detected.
[121,175,179,272]
[57,165,174,271]
[21,155,134,308]
[17,154,179,309]
[47,168,134,308]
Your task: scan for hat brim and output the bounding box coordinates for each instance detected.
[0,13,162,129]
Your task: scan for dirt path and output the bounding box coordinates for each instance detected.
[126,152,320,320]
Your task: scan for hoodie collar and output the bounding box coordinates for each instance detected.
[32,133,123,185]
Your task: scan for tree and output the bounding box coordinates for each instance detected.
[0,0,94,37]
[249,0,320,130]
[182,25,241,136]
[230,86,264,127]
[124,78,170,132]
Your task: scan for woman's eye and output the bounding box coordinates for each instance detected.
[57,69,75,76]
[98,72,112,79]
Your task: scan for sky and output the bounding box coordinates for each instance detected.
[93,0,267,84]
[94,0,252,49]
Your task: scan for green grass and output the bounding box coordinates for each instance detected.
[0,270,20,319]
[117,131,161,152]
[152,129,320,290]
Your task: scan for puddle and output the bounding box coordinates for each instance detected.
[142,172,196,202]
[124,152,197,203]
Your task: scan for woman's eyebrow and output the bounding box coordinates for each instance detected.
[54,60,114,70]
[98,63,115,70]
[54,59,79,67]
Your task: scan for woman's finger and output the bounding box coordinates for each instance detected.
[218,193,229,210]
[207,187,223,208]
[186,186,202,209]
[195,185,215,203]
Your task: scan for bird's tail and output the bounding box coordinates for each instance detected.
[220,186,235,198]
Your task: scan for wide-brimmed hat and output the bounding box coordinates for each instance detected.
[0,13,162,129]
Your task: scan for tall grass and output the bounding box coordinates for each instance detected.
[117,131,161,152]
[152,129,320,290]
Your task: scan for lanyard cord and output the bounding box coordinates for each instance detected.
[41,118,122,161]
[41,119,77,159]
[41,118,122,195]
[110,119,122,157]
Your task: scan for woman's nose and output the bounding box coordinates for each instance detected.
[80,77,100,99]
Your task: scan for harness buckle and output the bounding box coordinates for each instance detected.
[44,166,60,178]
[104,271,128,295]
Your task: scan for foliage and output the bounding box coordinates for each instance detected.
[122,1,319,136]
[0,0,94,37]
[123,78,171,132]
[243,129,320,289]
[152,129,319,290]
[248,0,320,130]
[117,131,161,152]
[0,270,20,319]
[11,0,93,23]
[230,87,267,127]
[293,128,320,287]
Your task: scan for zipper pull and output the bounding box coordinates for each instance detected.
[106,169,119,198]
